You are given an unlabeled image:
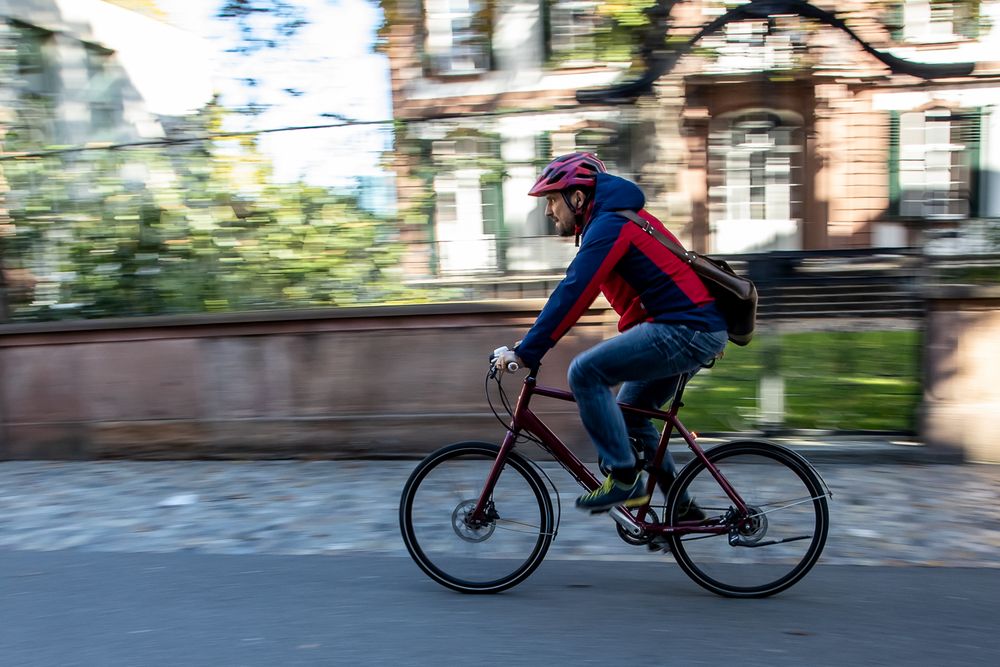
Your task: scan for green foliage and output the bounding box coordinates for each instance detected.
[680,330,922,433]
[1,103,424,321]
[550,1,660,65]
[934,264,1000,285]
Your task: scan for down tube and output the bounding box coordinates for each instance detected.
[519,410,601,491]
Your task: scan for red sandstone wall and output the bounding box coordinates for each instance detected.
[0,303,614,460]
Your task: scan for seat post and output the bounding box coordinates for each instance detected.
[666,373,692,416]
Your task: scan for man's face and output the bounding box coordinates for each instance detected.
[544,190,586,237]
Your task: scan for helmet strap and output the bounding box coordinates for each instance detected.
[561,190,580,215]
[564,189,593,246]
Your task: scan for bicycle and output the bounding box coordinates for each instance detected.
[399,353,831,598]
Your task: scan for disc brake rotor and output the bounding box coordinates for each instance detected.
[452,499,496,543]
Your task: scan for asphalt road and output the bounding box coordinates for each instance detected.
[1,550,997,666]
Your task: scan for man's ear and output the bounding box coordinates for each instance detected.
[572,190,586,212]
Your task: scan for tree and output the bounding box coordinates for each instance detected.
[0,101,420,321]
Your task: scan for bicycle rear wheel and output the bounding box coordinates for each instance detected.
[667,441,829,598]
[400,441,554,594]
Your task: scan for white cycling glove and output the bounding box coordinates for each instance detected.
[493,346,524,373]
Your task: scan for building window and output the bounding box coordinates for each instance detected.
[699,13,805,74]
[708,111,803,252]
[430,130,503,272]
[542,125,619,168]
[889,1,982,43]
[8,22,56,145]
[12,22,56,99]
[425,0,491,75]
[891,108,981,219]
[84,44,120,134]
[575,127,618,169]
[547,1,603,65]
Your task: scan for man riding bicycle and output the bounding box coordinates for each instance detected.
[494,152,727,517]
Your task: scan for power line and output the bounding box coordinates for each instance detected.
[0,104,620,162]
[0,117,388,162]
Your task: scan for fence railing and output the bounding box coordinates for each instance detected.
[407,246,934,320]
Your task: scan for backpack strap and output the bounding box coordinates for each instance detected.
[616,209,693,263]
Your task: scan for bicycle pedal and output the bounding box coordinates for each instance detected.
[647,540,671,554]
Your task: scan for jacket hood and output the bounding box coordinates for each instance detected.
[591,172,645,216]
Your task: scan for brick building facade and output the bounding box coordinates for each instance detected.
[384,0,1000,280]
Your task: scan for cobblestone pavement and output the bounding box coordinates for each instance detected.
[0,459,997,567]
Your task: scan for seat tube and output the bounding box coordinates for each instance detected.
[649,375,688,473]
[649,418,676,473]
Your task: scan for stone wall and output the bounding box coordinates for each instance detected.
[0,302,615,460]
[921,286,1000,463]
[5,296,1000,462]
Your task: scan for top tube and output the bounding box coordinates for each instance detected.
[526,371,690,421]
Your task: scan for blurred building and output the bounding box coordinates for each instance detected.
[0,0,214,317]
[0,0,212,147]
[384,0,1000,282]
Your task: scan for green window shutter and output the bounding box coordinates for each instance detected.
[480,179,504,236]
[481,178,506,272]
[535,132,552,165]
[887,1,905,41]
[960,107,983,217]
[541,0,552,63]
[888,111,901,217]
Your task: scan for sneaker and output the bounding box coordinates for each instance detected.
[675,499,707,523]
[576,474,650,513]
[654,471,675,498]
[648,535,671,553]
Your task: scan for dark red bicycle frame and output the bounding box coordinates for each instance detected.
[471,372,750,538]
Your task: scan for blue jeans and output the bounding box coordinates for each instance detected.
[567,323,728,485]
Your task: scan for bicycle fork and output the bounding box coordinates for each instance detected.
[468,429,518,525]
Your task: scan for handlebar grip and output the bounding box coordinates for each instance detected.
[506,361,519,372]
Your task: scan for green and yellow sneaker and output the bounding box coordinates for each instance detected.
[576,474,650,513]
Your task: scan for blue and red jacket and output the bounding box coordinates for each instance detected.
[514,172,726,368]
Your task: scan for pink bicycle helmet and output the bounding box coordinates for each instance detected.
[528,152,606,197]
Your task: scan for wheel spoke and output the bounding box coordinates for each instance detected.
[494,518,544,533]
[400,443,553,593]
[668,442,829,598]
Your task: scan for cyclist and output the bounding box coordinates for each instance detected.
[495,152,727,519]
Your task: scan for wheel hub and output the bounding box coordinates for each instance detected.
[452,499,496,543]
[728,506,768,546]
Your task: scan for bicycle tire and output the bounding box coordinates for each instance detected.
[667,440,830,598]
[400,441,554,594]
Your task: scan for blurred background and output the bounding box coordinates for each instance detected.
[1,0,999,449]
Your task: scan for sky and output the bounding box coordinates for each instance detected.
[162,0,393,187]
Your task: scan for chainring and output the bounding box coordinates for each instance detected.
[616,507,660,546]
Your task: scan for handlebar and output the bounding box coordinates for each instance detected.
[491,346,519,373]
[490,346,541,377]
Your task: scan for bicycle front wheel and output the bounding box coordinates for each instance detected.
[667,441,830,598]
[400,441,554,594]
